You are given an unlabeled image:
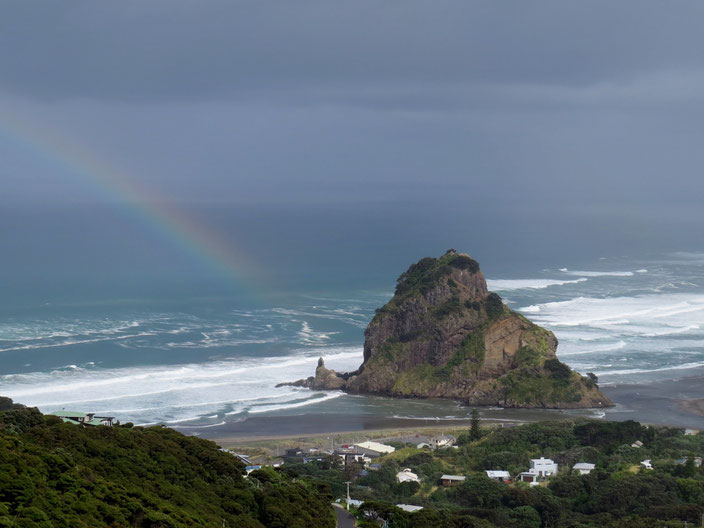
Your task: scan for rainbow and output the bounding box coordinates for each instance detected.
[0,102,265,291]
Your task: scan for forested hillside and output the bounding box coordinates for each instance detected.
[0,398,334,528]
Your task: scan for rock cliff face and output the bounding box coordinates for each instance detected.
[288,250,612,409]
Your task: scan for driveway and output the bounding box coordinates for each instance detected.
[333,504,357,528]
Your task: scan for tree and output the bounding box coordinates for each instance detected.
[470,408,482,441]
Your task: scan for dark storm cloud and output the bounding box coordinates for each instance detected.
[2,1,704,102]
[1,1,704,212]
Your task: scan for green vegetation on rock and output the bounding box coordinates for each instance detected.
[293,250,612,409]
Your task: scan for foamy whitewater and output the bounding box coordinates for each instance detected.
[1,252,703,427]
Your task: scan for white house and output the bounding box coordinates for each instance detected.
[631,440,644,448]
[396,468,420,484]
[572,463,595,475]
[429,435,456,449]
[530,457,558,477]
[640,460,653,470]
[518,472,540,486]
[485,470,511,482]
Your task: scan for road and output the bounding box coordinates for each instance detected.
[333,504,357,528]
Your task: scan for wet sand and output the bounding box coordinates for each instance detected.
[601,375,704,428]
[175,375,704,443]
[678,398,704,417]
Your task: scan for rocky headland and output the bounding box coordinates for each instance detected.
[286,250,612,409]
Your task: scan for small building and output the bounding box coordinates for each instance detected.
[518,472,540,486]
[396,468,420,484]
[572,463,595,475]
[396,504,423,512]
[486,470,511,482]
[631,440,644,448]
[48,411,115,427]
[334,449,369,466]
[530,457,558,477]
[440,474,466,487]
[355,441,396,455]
[285,447,305,458]
[684,429,699,436]
[245,465,262,474]
[675,456,702,468]
[430,435,456,449]
[640,460,653,470]
[416,442,431,449]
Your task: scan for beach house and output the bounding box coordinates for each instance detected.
[518,457,558,484]
[440,474,466,487]
[396,468,420,484]
[396,504,423,512]
[530,457,558,477]
[518,472,540,485]
[429,435,456,449]
[48,411,115,427]
[572,463,596,475]
[334,447,368,466]
[485,470,511,482]
[354,441,396,455]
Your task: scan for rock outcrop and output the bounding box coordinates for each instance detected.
[287,250,612,409]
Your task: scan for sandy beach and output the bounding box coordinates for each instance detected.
[678,398,704,417]
[175,374,703,447]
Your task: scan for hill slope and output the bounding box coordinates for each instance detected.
[293,250,611,408]
[0,399,334,528]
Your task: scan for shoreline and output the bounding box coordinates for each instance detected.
[175,374,704,445]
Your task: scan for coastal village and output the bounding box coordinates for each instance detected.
[211,421,704,525]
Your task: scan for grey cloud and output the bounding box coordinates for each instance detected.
[2,1,704,101]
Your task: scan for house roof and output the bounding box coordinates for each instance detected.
[440,474,465,481]
[355,441,395,454]
[531,457,556,464]
[486,470,511,478]
[573,463,595,470]
[48,411,92,418]
[396,504,423,512]
[397,469,420,481]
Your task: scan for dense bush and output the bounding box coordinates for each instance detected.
[0,401,334,528]
[325,420,704,528]
[485,293,504,319]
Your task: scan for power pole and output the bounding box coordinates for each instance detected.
[344,481,351,510]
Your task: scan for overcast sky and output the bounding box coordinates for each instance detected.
[2,1,704,213]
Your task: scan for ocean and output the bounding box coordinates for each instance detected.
[1,202,703,430]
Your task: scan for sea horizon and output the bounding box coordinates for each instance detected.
[2,204,703,432]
